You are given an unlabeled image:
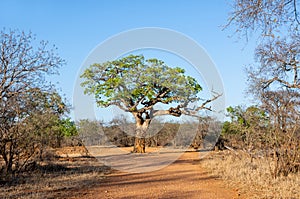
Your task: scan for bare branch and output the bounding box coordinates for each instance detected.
[263,76,300,89]
[195,92,222,112]
[152,92,222,118]
[105,101,129,112]
[293,0,300,25]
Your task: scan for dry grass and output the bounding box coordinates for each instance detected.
[0,147,110,199]
[201,150,300,199]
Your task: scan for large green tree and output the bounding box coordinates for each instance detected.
[81,55,218,153]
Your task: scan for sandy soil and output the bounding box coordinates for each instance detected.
[69,149,243,199]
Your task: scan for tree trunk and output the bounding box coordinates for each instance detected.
[133,137,146,153]
[3,141,14,175]
[132,116,150,153]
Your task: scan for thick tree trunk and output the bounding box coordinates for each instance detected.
[133,137,146,153]
[132,115,150,153]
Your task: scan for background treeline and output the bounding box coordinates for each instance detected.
[77,117,221,150]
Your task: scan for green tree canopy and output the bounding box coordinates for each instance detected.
[81,55,202,115]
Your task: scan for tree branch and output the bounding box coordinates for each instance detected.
[263,76,300,89]
[152,107,182,117]
[195,92,222,112]
[105,101,129,112]
[152,92,222,118]
[293,0,300,25]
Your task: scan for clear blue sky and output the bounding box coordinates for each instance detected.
[0,0,256,121]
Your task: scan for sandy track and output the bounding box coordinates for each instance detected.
[70,151,241,199]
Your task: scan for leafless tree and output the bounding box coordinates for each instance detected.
[226,0,300,39]
[260,90,300,178]
[247,34,300,95]
[226,0,300,178]
[0,29,65,176]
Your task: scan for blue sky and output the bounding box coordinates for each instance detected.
[0,0,256,121]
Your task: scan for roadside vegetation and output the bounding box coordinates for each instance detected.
[201,1,300,198]
[202,150,300,199]
[0,146,109,199]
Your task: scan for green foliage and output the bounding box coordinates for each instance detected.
[221,121,238,135]
[20,90,72,148]
[222,105,270,149]
[81,55,202,110]
[58,118,78,137]
[225,105,267,129]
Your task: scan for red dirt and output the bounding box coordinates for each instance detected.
[70,151,243,199]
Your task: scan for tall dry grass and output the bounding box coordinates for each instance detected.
[0,147,110,199]
[201,150,300,199]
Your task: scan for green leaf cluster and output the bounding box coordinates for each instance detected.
[81,55,202,112]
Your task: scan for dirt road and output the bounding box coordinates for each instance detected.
[70,150,241,199]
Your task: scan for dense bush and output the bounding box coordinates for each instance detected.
[0,30,70,179]
[222,105,300,178]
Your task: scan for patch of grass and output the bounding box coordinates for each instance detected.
[201,150,300,199]
[0,148,110,199]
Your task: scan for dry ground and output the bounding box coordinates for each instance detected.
[0,147,110,199]
[69,147,242,199]
[1,147,244,199]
